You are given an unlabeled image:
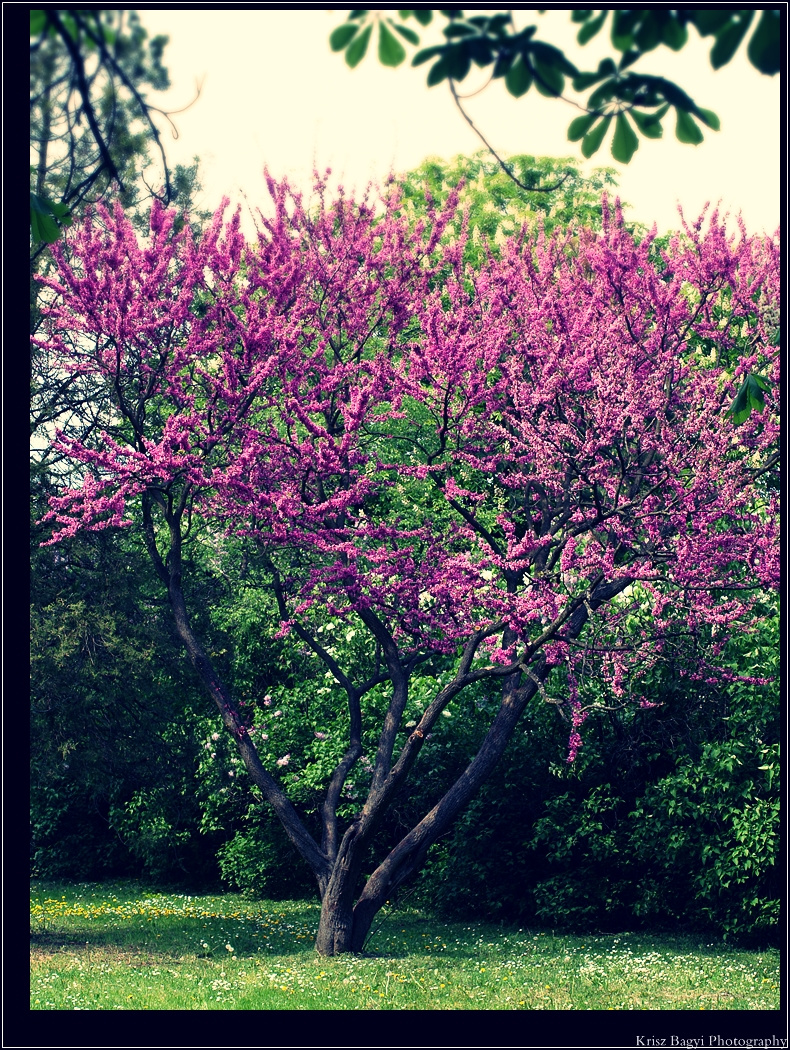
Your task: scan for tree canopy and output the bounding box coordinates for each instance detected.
[35,172,779,954]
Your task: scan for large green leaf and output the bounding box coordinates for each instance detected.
[426,57,449,86]
[728,373,768,425]
[611,112,639,163]
[30,193,73,244]
[533,58,564,97]
[661,15,688,50]
[330,24,358,52]
[581,116,611,158]
[710,11,754,69]
[378,22,406,66]
[578,11,607,45]
[694,107,720,131]
[393,23,420,46]
[567,113,598,142]
[628,108,663,139]
[446,43,471,81]
[505,56,532,98]
[345,24,372,68]
[634,13,661,51]
[691,11,733,35]
[412,44,444,67]
[747,10,780,75]
[611,9,640,51]
[675,109,703,144]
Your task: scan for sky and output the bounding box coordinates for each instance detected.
[137,10,781,237]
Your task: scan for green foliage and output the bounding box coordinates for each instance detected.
[29,193,73,244]
[30,497,218,884]
[216,826,315,899]
[415,611,780,943]
[394,151,622,260]
[329,10,779,166]
[728,373,771,426]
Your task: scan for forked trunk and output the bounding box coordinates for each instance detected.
[314,842,375,955]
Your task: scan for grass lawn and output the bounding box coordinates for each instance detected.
[30,880,780,1011]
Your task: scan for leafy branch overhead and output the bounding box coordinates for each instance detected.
[330,10,780,165]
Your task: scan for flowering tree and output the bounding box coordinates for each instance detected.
[35,175,779,954]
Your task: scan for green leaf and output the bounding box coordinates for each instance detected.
[426,57,449,86]
[694,107,720,131]
[661,15,688,50]
[530,41,577,76]
[578,11,606,45]
[747,10,780,75]
[393,23,420,46]
[675,108,703,144]
[618,48,641,71]
[629,108,663,139]
[611,9,639,51]
[728,374,766,425]
[413,9,432,26]
[533,59,564,97]
[571,10,593,23]
[378,22,406,66]
[505,56,532,98]
[412,44,445,67]
[467,37,493,66]
[573,70,604,90]
[330,24,359,52]
[581,116,611,158]
[710,12,754,69]
[567,113,598,141]
[30,193,71,244]
[691,11,733,36]
[30,9,46,35]
[611,112,639,163]
[492,51,514,79]
[634,13,661,51]
[443,23,476,39]
[587,80,616,110]
[345,24,372,68]
[49,200,73,225]
[446,43,471,81]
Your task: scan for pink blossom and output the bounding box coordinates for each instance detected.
[35,178,779,841]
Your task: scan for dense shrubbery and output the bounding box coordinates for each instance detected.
[414,611,780,943]
[32,581,778,942]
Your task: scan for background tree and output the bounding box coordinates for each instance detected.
[395,150,622,250]
[34,175,779,954]
[330,10,780,176]
[29,8,216,885]
[29,7,194,249]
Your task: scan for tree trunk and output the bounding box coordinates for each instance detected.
[314,825,370,954]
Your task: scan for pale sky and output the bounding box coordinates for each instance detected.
[138,10,781,237]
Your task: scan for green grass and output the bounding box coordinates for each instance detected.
[30,880,780,1011]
